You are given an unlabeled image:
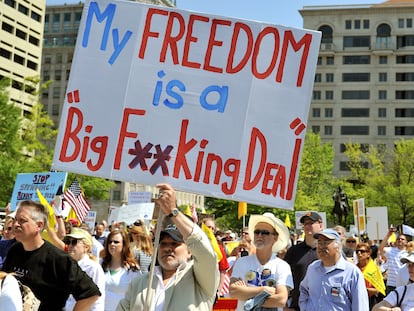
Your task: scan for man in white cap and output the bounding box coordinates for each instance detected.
[284,211,323,310]
[229,212,293,311]
[372,252,414,310]
[299,228,369,311]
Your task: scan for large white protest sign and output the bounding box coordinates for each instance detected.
[108,203,155,225]
[52,0,321,210]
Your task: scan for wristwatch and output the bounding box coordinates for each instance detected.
[168,208,180,218]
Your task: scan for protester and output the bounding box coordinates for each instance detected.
[378,227,408,293]
[203,217,230,296]
[65,227,106,311]
[356,242,384,309]
[2,200,101,311]
[284,211,323,311]
[128,219,153,273]
[240,226,256,254]
[116,183,219,311]
[299,228,369,311]
[372,282,414,310]
[95,222,107,246]
[2,218,15,240]
[230,212,293,311]
[101,228,141,311]
[0,271,23,311]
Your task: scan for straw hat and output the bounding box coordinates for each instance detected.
[65,227,93,248]
[248,212,290,253]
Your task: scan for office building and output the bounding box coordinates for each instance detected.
[0,0,45,115]
[301,0,414,177]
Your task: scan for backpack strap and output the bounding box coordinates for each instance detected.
[393,285,407,307]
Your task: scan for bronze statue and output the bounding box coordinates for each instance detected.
[332,186,349,225]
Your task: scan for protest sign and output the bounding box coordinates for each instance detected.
[128,191,152,204]
[10,172,68,210]
[52,0,321,209]
[108,203,155,225]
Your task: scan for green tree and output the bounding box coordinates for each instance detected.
[0,78,25,205]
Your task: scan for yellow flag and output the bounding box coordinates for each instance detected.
[388,232,397,243]
[66,207,80,226]
[36,189,56,229]
[238,202,247,219]
[184,204,192,218]
[285,214,292,229]
[363,258,386,296]
[202,222,223,262]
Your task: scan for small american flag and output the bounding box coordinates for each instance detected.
[63,179,90,222]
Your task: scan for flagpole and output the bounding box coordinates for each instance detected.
[243,214,245,229]
[144,206,163,311]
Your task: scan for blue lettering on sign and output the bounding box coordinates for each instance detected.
[82,2,132,65]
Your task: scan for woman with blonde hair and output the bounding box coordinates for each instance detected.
[101,229,141,311]
[128,219,153,273]
[64,227,106,311]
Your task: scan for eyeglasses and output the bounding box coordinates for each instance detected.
[356,249,368,254]
[5,227,12,231]
[346,240,356,243]
[109,240,121,244]
[66,239,79,246]
[254,230,275,236]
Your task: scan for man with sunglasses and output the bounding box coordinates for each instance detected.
[299,228,369,311]
[283,211,323,311]
[2,200,101,311]
[378,226,408,294]
[229,212,292,311]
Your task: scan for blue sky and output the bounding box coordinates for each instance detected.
[47,0,383,29]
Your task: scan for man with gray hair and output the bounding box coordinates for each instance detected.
[299,228,369,311]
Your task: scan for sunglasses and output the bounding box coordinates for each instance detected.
[346,240,356,243]
[242,232,249,235]
[133,221,142,227]
[356,249,368,254]
[66,239,80,246]
[109,240,121,244]
[254,230,275,236]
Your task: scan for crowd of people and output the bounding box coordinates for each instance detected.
[0,184,413,310]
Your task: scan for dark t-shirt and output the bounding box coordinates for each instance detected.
[284,241,318,310]
[3,240,100,311]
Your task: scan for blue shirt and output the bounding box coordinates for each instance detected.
[0,238,16,270]
[299,256,369,311]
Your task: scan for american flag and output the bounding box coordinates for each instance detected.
[63,179,90,222]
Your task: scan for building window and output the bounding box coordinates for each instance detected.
[397,55,414,63]
[341,108,369,117]
[354,20,361,29]
[325,91,334,100]
[43,70,50,81]
[396,72,414,81]
[341,126,369,135]
[317,57,322,65]
[325,108,333,117]
[314,73,321,83]
[379,56,388,64]
[395,126,414,135]
[112,190,121,201]
[27,60,37,70]
[326,73,334,82]
[363,19,370,29]
[345,20,352,29]
[395,108,414,117]
[0,48,12,60]
[344,36,370,48]
[29,35,39,46]
[326,56,334,65]
[18,4,29,15]
[342,90,370,100]
[14,54,25,65]
[379,72,387,82]
[396,90,414,99]
[16,29,27,40]
[399,18,404,28]
[397,35,414,48]
[313,91,321,100]
[311,126,320,133]
[31,11,41,22]
[53,87,61,98]
[55,69,62,81]
[5,0,16,8]
[324,126,333,135]
[343,55,370,64]
[378,126,386,136]
[2,22,13,34]
[408,19,413,28]
[340,162,351,171]
[378,108,387,118]
[378,90,387,100]
[342,73,370,82]
[312,108,321,118]
[52,104,60,116]
[319,25,333,44]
